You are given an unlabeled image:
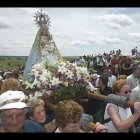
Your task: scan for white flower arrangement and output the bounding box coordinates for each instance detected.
[23,60,90,99]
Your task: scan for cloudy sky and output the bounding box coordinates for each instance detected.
[0,8,140,56]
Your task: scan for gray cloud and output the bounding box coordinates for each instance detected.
[0,8,140,56]
[68,40,88,46]
[0,17,11,29]
[96,14,135,30]
[130,33,140,42]
[117,8,140,15]
[87,36,122,45]
[99,37,122,44]
[15,8,39,16]
[0,24,11,29]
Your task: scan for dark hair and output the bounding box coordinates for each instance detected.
[99,75,108,86]
[101,66,109,72]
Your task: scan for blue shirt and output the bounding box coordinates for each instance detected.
[23,120,46,133]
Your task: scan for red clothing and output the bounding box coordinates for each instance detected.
[111,58,119,66]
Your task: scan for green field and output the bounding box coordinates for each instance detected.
[0,59,26,70]
[0,56,78,71]
[0,56,27,70]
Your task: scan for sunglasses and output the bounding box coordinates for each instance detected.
[124,90,131,94]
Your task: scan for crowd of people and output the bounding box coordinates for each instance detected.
[1,48,140,133]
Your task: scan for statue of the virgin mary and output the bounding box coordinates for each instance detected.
[23,9,62,81]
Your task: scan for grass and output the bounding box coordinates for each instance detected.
[0,59,26,71]
[0,56,78,71]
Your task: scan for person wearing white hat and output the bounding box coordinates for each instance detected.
[0,91,46,132]
[3,71,12,80]
[90,73,100,88]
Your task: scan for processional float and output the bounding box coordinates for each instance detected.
[22,9,134,132]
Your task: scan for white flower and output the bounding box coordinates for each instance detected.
[31,69,39,77]
[24,60,90,97]
[50,77,61,86]
[56,61,67,67]
[28,94,37,101]
[65,70,74,79]
[58,65,67,74]
[88,82,96,92]
[36,82,41,88]
[45,90,52,95]
[76,71,82,81]
[34,91,43,97]
[33,61,45,70]
[24,81,32,89]
[63,81,69,87]
[71,63,77,67]
[44,70,52,80]
[39,75,46,83]
[76,67,89,80]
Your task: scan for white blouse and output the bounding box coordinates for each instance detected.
[104,103,132,132]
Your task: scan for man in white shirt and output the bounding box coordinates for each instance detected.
[126,66,140,90]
